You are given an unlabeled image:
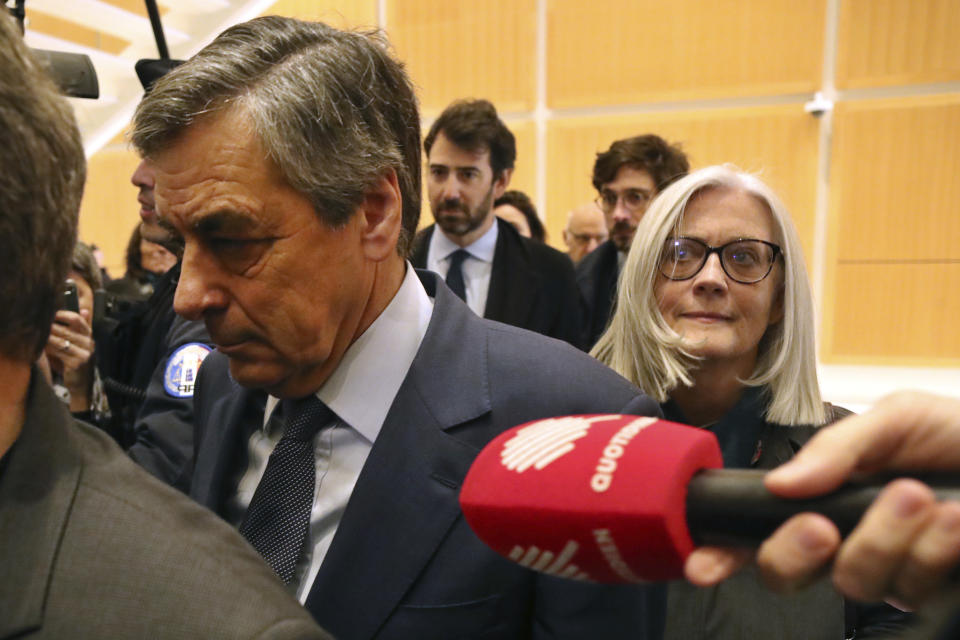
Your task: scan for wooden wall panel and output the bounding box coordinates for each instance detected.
[419,120,536,229]
[836,0,960,89]
[830,95,960,262]
[545,105,820,265]
[547,0,825,108]
[826,263,960,365]
[386,0,537,116]
[264,0,377,27]
[822,94,960,363]
[79,147,143,277]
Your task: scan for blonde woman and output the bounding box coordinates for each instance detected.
[594,165,908,639]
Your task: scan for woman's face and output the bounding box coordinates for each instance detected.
[68,270,94,319]
[654,187,784,375]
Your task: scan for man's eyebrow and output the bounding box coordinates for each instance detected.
[191,210,260,235]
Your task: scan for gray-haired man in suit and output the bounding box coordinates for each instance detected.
[0,10,328,639]
[132,15,666,640]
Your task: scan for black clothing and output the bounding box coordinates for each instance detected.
[575,239,620,348]
[661,387,911,640]
[411,218,585,349]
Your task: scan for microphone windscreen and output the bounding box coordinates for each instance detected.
[460,415,722,582]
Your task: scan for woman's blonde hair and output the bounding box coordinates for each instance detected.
[592,164,824,425]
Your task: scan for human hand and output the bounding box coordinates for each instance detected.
[685,391,960,608]
[44,309,95,404]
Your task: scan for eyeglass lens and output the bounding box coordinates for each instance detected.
[660,237,778,283]
[597,189,650,213]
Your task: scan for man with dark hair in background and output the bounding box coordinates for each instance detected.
[577,134,689,347]
[133,17,665,639]
[0,10,330,639]
[411,99,583,347]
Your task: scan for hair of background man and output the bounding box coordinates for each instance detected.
[494,190,546,243]
[424,99,516,180]
[592,164,825,426]
[131,16,421,257]
[592,134,690,193]
[0,10,85,362]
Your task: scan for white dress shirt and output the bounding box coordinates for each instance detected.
[225,264,433,602]
[425,220,498,317]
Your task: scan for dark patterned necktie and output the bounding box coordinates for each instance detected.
[239,395,334,584]
[445,249,469,301]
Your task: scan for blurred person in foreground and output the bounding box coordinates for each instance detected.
[686,390,960,640]
[0,10,329,639]
[133,16,664,639]
[593,164,909,639]
[494,189,546,242]
[577,134,688,348]
[562,201,607,265]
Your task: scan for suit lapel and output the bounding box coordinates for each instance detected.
[0,373,81,638]
[408,225,433,269]
[484,218,539,325]
[305,273,491,639]
[190,361,260,513]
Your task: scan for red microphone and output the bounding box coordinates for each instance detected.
[460,414,960,584]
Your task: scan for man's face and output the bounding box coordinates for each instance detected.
[131,159,165,243]
[563,203,608,263]
[599,166,656,252]
[154,109,380,398]
[427,132,509,246]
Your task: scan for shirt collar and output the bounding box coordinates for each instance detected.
[265,263,433,443]
[430,217,499,263]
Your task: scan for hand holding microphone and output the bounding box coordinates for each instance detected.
[460,408,960,602]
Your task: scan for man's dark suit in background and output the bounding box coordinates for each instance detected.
[576,238,621,348]
[412,218,583,347]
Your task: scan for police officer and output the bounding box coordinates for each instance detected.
[94,59,211,490]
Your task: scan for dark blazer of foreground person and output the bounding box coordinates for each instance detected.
[411,219,585,349]
[189,270,665,640]
[0,372,330,640]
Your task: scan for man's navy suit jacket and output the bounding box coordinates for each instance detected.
[410,218,585,349]
[189,269,665,640]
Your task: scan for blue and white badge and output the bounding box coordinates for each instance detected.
[163,342,212,398]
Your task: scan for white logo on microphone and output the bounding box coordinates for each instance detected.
[501,416,618,472]
[509,540,591,581]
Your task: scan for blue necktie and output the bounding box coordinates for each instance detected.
[445,249,469,301]
[239,395,334,584]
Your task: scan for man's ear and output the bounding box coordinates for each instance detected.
[359,169,402,262]
[492,167,513,200]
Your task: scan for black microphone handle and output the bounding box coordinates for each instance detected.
[685,468,960,548]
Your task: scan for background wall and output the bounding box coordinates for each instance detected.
[70,0,960,407]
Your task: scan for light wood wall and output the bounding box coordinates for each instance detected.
[73,0,960,366]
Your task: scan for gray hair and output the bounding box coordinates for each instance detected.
[593,165,825,425]
[132,16,421,256]
[0,11,85,362]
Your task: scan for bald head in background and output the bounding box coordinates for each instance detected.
[563,201,607,264]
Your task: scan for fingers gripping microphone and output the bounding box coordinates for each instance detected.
[459,415,960,584]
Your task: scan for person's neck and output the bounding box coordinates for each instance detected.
[0,358,30,460]
[445,212,495,248]
[669,359,752,427]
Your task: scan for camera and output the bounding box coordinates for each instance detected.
[61,279,79,313]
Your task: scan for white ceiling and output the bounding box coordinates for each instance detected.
[20,0,277,156]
